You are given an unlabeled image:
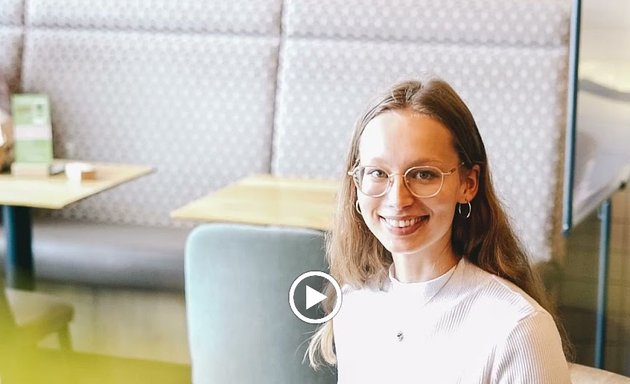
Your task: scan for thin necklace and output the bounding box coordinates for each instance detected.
[391,260,459,343]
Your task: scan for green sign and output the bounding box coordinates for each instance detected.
[11,94,53,163]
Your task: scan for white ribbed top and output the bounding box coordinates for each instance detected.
[333,258,571,383]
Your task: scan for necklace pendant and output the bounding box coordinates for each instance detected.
[396,331,404,342]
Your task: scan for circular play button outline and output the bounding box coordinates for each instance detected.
[289,271,342,324]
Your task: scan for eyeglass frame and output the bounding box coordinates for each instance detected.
[348,162,465,198]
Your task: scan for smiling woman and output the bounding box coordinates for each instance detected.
[307,78,572,383]
[354,111,476,283]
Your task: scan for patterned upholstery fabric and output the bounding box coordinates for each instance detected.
[26,0,281,35]
[21,30,279,226]
[19,0,282,226]
[284,0,570,46]
[0,0,22,25]
[0,29,21,92]
[273,0,570,262]
[0,0,23,92]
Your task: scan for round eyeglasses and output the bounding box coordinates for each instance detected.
[348,162,464,198]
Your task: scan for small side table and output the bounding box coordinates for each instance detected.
[0,161,152,289]
[170,174,339,231]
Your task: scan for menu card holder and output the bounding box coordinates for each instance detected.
[10,94,54,176]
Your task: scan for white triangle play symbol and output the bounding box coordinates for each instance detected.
[305,285,327,310]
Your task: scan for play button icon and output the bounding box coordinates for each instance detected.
[306,286,328,310]
[289,271,342,324]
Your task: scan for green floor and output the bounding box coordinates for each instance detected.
[0,347,190,384]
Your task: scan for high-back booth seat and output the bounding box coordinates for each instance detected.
[0,0,572,292]
[0,0,597,382]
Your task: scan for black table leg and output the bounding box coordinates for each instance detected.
[2,206,35,290]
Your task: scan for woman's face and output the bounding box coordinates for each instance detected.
[356,108,477,258]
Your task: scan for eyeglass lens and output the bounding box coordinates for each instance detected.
[354,166,445,197]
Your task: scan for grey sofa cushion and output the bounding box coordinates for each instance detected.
[0,218,190,291]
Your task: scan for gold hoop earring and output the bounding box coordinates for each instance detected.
[355,200,362,215]
[458,201,471,219]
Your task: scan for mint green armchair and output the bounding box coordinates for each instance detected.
[185,224,336,384]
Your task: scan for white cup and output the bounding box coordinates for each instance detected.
[65,162,96,183]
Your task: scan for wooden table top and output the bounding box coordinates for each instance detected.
[0,160,153,209]
[170,174,339,231]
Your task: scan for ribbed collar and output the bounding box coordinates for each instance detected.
[387,257,463,304]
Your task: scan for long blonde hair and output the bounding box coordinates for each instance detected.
[307,78,571,368]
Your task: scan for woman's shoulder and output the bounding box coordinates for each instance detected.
[459,259,547,322]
